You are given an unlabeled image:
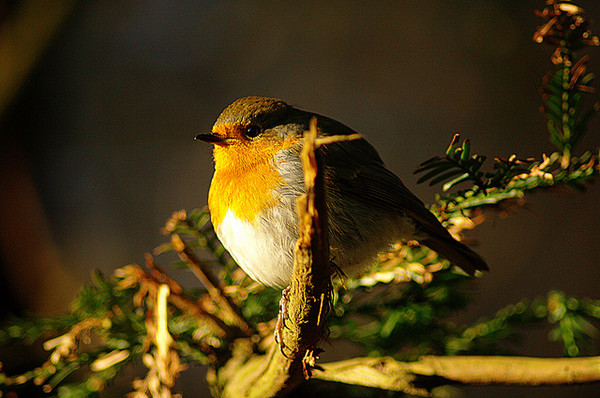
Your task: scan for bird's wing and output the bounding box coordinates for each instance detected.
[319,136,444,232]
[319,135,487,275]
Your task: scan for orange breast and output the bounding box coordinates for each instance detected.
[208,139,288,227]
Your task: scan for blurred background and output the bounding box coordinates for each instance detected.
[1,0,599,396]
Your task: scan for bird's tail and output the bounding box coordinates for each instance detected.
[421,234,488,276]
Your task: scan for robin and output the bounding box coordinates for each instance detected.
[196,96,487,288]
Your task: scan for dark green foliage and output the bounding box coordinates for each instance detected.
[0,272,141,395]
[329,270,474,361]
[542,64,597,156]
[535,0,600,164]
[415,134,535,194]
[0,268,211,396]
[446,291,600,357]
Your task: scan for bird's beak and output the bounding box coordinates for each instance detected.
[194,133,229,146]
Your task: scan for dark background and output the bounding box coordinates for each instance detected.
[1,1,599,397]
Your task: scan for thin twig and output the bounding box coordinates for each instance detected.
[170,233,253,336]
[117,264,229,339]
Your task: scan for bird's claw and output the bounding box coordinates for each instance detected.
[274,286,291,356]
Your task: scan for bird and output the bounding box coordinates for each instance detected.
[196,96,488,288]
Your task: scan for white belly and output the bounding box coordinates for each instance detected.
[216,208,298,288]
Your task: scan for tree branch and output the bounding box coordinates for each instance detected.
[215,118,332,397]
[313,355,600,396]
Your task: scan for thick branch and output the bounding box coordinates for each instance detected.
[413,355,600,385]
[284,117,332,357]
[216,119,331,397]
[313,355,600,396]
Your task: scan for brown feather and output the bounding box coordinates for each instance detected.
[421,235,488,276]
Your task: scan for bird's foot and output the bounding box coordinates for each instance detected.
[274,286,291,356]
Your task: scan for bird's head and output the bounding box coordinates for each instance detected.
[196,96,305,171]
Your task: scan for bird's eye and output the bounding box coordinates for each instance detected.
[244,125,261,138]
